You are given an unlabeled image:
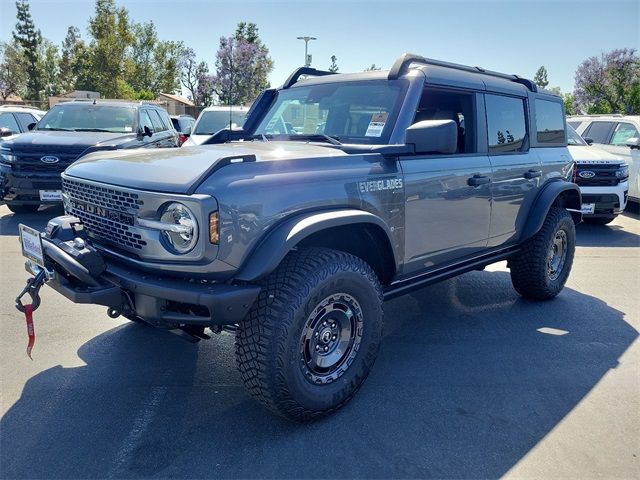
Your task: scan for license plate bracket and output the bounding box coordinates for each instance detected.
[39,190,62,201]
[19,224,45,268]
[580,203,596,214]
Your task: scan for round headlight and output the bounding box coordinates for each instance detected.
[160,202,198,254]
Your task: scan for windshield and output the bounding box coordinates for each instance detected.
[567,125,587,146]
[37,104,135,133]
[254,80,406,144]
[194,110,246,135]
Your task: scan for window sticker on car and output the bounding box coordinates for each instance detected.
[365,113,388,137]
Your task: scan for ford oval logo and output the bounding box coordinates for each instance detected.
[578,170,596,179]
[40,155,60,164]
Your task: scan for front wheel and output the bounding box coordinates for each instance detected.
[235,248,383,421]
[7,203,40,214]
[509,207,576,300]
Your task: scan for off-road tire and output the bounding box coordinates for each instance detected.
[235,247,384,421]
[7,203,40,214]
[509,207,575,300]
[583,215,616,225]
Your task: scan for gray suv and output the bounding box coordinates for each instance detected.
[17,54,581,421]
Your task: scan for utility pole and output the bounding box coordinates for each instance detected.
[296,36,317,67]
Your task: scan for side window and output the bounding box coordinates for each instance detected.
[413,89,476,153]
[148,110,166,132]
[15,112,37,131]
[139,110,154,132]
[160,111,173,131]
[535,99,565,144]
[582,121,615,144]
[610,122,639,146]
[567,121,582,130]
[485,94,527,154]
[0,113,21,133]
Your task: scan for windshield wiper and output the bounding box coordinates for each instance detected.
[74,128,115,132]
[37,127,74,131]
[287,134,342,145]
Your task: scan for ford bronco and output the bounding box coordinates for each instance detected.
[15,54,581,420]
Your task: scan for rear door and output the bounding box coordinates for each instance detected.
[401,89,492,275]
[485,93,541,246]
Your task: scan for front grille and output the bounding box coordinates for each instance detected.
[575,164,623,187]
[12,149,85,173]
[62,177,147,251]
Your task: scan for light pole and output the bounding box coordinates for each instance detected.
[296,36,317,67]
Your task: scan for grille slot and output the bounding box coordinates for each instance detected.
[62,178,147,251]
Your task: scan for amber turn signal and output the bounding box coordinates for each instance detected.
[209,211,219,244]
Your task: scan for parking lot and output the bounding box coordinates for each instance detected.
[0,204,638,479]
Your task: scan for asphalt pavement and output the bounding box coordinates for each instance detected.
[1,204,638,479]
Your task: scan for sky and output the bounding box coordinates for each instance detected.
[1,0,638,96]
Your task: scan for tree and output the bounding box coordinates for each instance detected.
[364,64,381,71]
[13,0,42,100]
[534,66,549,89]
[0,41,26,99]
[128,21,157,94]
[59,26,82,92]
[87,0,133,98]
[181,48,211,104]
[328,55,339,73]
[212,23,273,105]
[39,39,61,97]
[574,48,640,114]
[152,40,184,94]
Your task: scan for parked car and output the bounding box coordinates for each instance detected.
[18,54,581,421]
[0,100,178,213]
[183,106,248,145]
[567,125,628,224]
[568,115,640,208]
[170,114,195,146]
[0,104,46,137]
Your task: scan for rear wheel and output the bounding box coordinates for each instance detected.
[509,207,576,300]
[7,203,40,214]
[583,215,616,225]
[235,248,383,421]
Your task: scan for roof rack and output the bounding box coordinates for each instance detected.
[388,53,538,92]
[283,67,336,89]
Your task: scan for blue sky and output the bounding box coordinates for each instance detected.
[1,0,638,95]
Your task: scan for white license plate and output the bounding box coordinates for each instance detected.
[580,203,596,214]
[19,224,45,268]
[39,190,62,201]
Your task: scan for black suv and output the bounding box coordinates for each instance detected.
[0,101,178,213]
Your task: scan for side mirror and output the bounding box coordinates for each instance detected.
[583,137,594,145]
[0,127,13,138]
[27,122,36,131]
[625,137,640,150]
[405,119,458,154]
[141,125,153,138]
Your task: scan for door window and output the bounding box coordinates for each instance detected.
[535,99,565,144]
[413,89,476,153]
[485,94,527,154]
[582,121,615,144]
[15,112,37,131]
[610,122,639,145]
[0,113,21,133]
[148,110,166,132]
[139,110,154,133]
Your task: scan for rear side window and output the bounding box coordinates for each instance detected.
[610,122,639,145]
[0,112,21,133]
[139,110,154,132]
[567,121,582,130]
[15,112,37,131]
[485,94,527,153]
[535,99,565,144]
[583,121,615,144]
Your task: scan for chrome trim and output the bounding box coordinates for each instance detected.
[137,218,193,234]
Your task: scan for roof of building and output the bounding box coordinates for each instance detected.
[158,93,194,106]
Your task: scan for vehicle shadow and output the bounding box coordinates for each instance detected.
[576,213,640,248]
[0,271,636,479]
[0,205,64,236]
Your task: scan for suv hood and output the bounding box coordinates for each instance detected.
[568,144,625,164]
[64,142,347,194]
[5,130,137,151]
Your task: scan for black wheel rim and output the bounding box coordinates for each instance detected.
[299,293,363,384]
[547,229,568,281]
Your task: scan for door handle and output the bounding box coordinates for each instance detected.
[467,174,490,187]
[524,169,542,179]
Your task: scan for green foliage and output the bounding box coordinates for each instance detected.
[329,55,339,73]
[563,93,575,115]
[59,26,82,92]
[13,0,42,100]
[534,66,549,89]
[364,64,381,71]
[0,41,26,99]
[134,90,155,100]
[39,39,61,97]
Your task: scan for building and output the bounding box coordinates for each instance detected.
[156,93,195,115]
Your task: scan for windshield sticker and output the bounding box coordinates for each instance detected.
[365,113,388,138]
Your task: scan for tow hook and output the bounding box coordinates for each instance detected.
[107,307,121,319]
[15,269,47,313]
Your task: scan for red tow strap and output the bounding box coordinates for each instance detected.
[24,304,35,360]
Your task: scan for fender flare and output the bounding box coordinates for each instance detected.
[520,180,581,242]
[235,209,396,282]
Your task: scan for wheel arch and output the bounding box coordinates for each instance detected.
[234,209,398,284]
[520,180,581,242]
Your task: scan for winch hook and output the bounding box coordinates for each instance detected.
[15,270,46,313]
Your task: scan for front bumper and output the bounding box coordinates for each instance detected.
[34,233,260,327]
[579,181,628,217]
[1,163,63,204]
